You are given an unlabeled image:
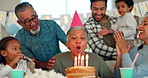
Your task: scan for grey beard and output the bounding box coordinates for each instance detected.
[30,26,40,34]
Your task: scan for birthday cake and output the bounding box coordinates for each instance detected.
[65,66,96,78]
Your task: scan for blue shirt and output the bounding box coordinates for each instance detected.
[15,20,67,62]
[114,44,148,78]
[122,44,148,78]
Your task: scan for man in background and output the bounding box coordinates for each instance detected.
[84,0,117,60]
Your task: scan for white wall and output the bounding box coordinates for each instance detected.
[0,0,20,12]
[0,0,146,12]
[134,0,147,3]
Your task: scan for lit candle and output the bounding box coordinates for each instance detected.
[81,55,84,66]
[78,54,81,66]
[74,56,77,66]
[86,54,89,66]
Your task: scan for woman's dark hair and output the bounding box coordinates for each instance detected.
[0,36,17,64]
[115,0,134,12]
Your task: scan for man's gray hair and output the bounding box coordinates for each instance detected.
[15,2,34,19]
[67,26,87,40]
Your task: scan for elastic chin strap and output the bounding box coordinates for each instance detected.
[138,44,143,51]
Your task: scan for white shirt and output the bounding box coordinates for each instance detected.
[0,60,32,78]
[112,13,137,40]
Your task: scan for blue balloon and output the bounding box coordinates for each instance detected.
[5,23,20,35]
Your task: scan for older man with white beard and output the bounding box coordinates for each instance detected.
[15,2,67,70]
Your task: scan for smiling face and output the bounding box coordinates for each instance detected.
[137,17,148,43]
[3,40,22,64]
[91,1,107,22]
[67,29,87,56]
[116,1,132,16]
[17,7,40,34]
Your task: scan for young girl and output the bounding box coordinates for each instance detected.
[0,36,32,78]
[98,0,137,47]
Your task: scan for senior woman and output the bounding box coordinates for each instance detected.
[114,16,148,78]
[51,26,114,78]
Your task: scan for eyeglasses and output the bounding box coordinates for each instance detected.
[21,15,38,25]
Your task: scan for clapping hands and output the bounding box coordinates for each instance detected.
[114,30,131,55]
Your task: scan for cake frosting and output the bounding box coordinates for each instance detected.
[65,66,96,78]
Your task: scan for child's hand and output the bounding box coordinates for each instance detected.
[98,27,108,36]
[13,53,24,63]
[8,53,25,68]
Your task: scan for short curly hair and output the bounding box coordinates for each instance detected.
[90,0,108,7]
[115,0,134,12]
